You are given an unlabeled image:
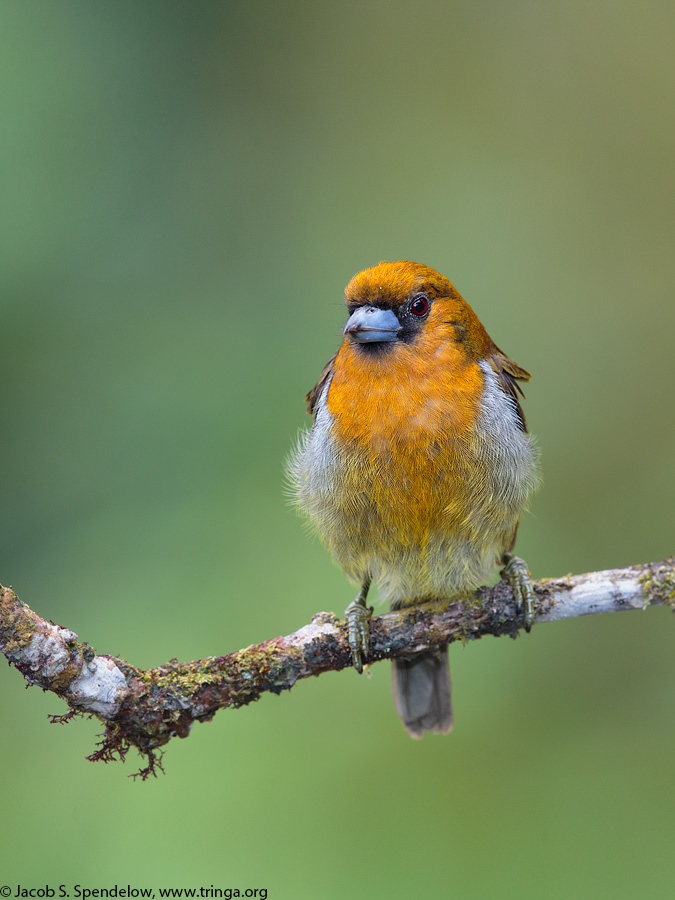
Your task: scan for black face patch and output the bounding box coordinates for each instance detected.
[346,292,432,347]
[352,340,395,357]
[395,293,431,343]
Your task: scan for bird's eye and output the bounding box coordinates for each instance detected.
[410,295,429,317]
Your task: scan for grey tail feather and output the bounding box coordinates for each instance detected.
[392,648,453,738]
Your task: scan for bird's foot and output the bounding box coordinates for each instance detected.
[501,553,536,632]
[345,588,373,674]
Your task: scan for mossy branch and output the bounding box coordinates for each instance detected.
[1,557,673,777]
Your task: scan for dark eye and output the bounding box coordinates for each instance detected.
[410,295,429,317]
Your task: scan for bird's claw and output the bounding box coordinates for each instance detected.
[501,553,536,632]
[345,596,373,673]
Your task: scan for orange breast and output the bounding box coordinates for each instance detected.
[327,335,487,543]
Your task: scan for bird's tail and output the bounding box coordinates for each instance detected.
[392,648,453,738]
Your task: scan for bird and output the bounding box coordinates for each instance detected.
[289,260,539,737]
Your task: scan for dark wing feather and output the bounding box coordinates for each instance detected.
[487,346,531,432]
[304,352,337,415]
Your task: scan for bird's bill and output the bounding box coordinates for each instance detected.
[343,306,400,343]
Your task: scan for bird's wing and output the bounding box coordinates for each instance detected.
[304,352,337,415]
[487,347,531,432]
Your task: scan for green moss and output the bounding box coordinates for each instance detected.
[0,586,39,654]
[639,559,675,608]
[155,668,220,694]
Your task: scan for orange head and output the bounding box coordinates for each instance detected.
[341,260,493,362]
[305,260,530,424]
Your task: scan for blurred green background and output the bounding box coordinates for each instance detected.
[2,1,674,897]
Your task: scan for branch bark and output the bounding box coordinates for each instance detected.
[1,558,673,776]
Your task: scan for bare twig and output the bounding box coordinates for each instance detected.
[1,558,673,774]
